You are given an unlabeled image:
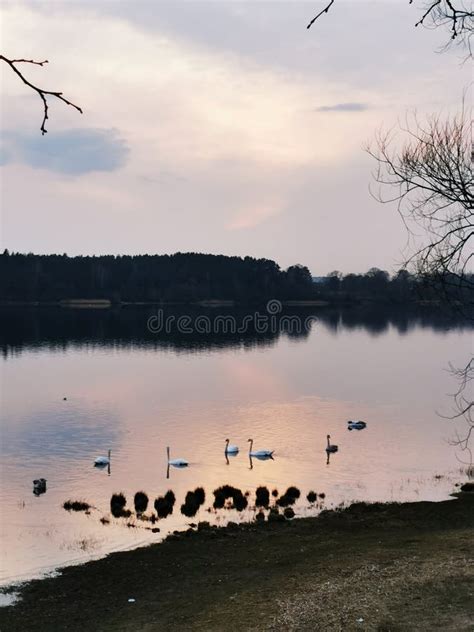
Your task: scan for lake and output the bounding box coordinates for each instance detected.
[0,305,472,586]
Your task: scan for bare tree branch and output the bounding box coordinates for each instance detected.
[0,54,83,134]
[411,0,473,37]
[307,1,474,56]
[307,0,335,30]
[10,58,49,66]
[412,0,443,28]
[367,105,474,310]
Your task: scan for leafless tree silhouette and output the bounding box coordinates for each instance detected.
[368,106,473,305]
[412,0,474,52]
[0,54,82,134]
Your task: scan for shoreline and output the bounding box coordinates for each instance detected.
[1,497,473,631]
[0,299,458,309]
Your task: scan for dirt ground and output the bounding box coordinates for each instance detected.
[1,498,473,631]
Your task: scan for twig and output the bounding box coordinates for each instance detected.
[413,0,442,28]
[0,54,82,134]
[307,0,335,30]
[10,58,49,66]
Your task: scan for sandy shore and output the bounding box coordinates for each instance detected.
[1,497,473,631]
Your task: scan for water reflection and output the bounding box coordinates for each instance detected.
[248,453,275,470]
[93,462,111,476]
[1,305,471,357]
[166,446,189,479]
[1,305,472,586]
[2,405,121,463]
[225,452,238,465]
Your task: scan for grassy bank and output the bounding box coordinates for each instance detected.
[1,498,473,631]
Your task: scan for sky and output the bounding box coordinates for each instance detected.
[0,1,470,275]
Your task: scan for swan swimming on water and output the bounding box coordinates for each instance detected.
[167,446,188,467]
[248,439,274,458]
[94,450,111,466]
[347,420,367,430]
[326,435,338,453]
[225,439,239,454]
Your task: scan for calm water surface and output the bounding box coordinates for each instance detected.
[0,307,472,586]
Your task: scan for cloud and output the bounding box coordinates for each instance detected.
[1,5,375,170]
[1,3,468,274]
[35,1,449,91]
[1,128,129,175]
[315,102,369,113]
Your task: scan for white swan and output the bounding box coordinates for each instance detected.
[94,449,111,466]
[167,446,188,467]
[348,420,367,430]
[225,439,239,454]
[326,435,338,453]
[248,439,274,458]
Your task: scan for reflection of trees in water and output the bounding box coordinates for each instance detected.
[318,306,474,338]
[1,306,311,357]
[441,358,474,466]
[317,307,472,337]
[1,306,472,357]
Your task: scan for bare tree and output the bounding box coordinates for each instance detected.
[307,0,474,55]
[412,0,474,53]
[368,106,473,304]
[0,55,82,134]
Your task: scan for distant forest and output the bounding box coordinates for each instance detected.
[0,251,314,303]
[0,251,471,305]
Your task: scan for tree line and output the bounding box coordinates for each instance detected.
[0,251,314,303]
[319,268,473,306]
[1,251,471,306]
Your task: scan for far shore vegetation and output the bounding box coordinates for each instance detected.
[1,250,472,307]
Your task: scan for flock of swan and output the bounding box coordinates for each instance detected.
[33,420,367,494]
[93,438,275,470]
[93,421,367,470]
